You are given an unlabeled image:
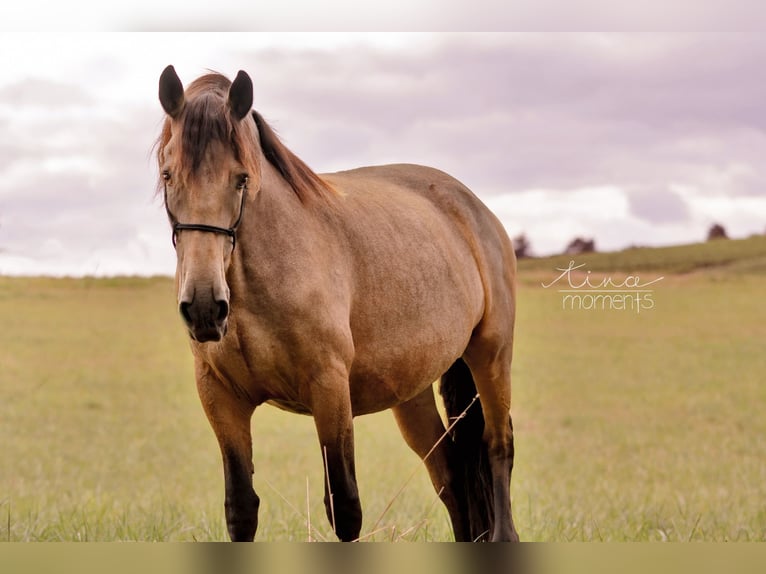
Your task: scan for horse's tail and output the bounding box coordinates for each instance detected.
[439,357,494,542]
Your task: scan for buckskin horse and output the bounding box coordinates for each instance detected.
[155,65,519,542]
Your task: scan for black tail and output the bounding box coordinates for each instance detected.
[439,358,494,542]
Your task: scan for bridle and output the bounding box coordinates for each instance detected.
[163,177,248,250]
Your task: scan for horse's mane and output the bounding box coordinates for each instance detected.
[250,110,337,203]
[156,72,336,204]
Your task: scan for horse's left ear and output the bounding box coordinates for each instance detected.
[228,71,253,121]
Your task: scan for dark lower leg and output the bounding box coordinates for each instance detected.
[321,443,362,541]
[196,365,259,542]
[223,448,260,541]
[310,371,362,542]
[487,418,518,542]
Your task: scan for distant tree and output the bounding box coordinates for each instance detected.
[513,233,531,259]
[707,223,729,241]
[563,237,596,255]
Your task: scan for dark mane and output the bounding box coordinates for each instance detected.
[156,72,336,203]
[251,110,337,203]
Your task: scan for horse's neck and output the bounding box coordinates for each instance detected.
[230,158,326,284]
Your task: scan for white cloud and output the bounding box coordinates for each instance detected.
[485,187,631,255]
[679,187,766,236]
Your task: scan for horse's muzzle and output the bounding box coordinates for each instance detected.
[179,296,229,343]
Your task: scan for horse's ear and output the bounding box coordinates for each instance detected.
[159,65,185,118]
[228,70,253,121]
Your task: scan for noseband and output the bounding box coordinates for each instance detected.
[164,179,248,250]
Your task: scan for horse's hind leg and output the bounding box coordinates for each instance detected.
[196,363,260,541]
[392,387,471,541]
[464,341,520,542]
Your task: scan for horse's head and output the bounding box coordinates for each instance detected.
[157,65,260,342]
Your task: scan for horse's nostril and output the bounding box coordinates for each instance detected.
[217,300,229,322]
[179,301,193,325]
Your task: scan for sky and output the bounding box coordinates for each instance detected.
[0,32,765,276]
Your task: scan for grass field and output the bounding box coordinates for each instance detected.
[1,236,765,541]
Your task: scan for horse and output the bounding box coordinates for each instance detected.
[155,65,520,542]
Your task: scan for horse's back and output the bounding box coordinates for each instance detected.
[321,164,516,414]
[324,163,512,258]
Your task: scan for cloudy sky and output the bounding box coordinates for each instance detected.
[0,33,765,276]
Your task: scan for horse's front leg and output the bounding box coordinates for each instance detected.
[196,363,259,541]
[307,365,362,542]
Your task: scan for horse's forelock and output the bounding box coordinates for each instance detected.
[180,94,232,174]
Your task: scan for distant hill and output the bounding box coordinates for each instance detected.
[517,235,766,275]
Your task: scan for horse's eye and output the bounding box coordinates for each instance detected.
[162,170,171,182]
[237,174,249,190]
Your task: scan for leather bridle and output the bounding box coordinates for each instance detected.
[164,177,248,250]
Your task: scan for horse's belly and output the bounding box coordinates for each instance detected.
[347,324,472,415]
[266,398,313,415]
[346,276,483,415]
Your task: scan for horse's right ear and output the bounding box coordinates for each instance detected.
[159,65,185,118]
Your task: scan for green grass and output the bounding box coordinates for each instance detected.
[513,274,766,541]
[1,237,765,541]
